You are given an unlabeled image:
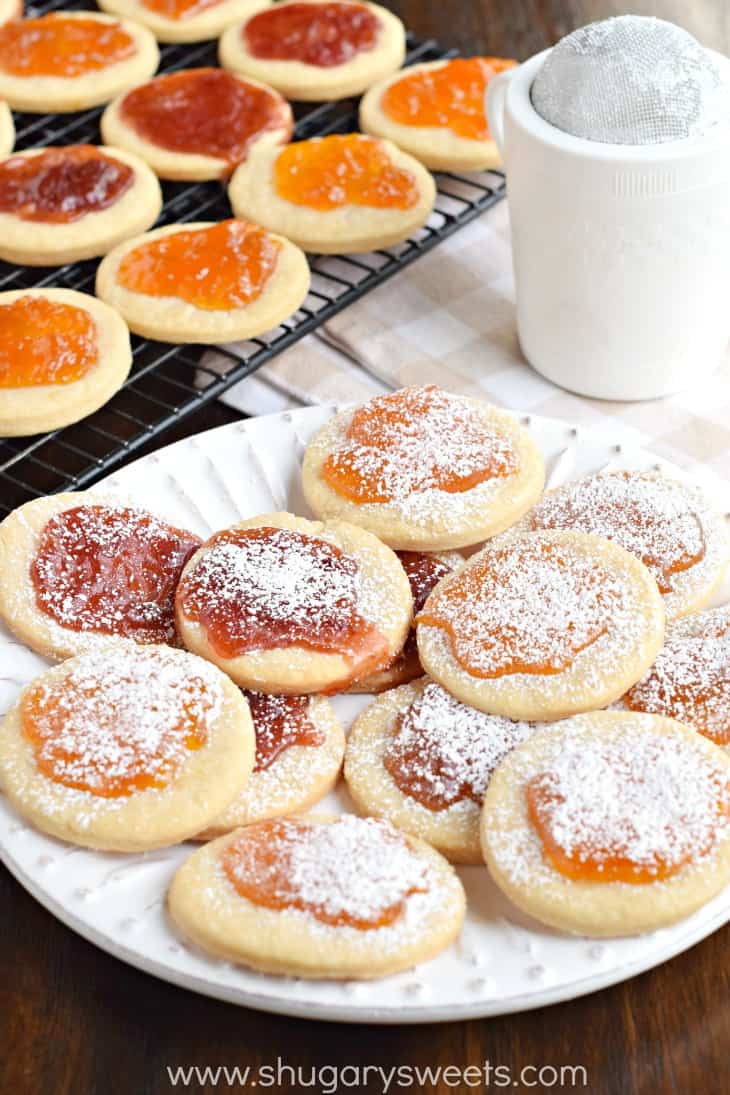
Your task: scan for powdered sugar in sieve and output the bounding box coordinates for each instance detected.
[531,15,730,145]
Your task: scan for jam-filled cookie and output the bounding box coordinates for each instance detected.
[199,692,345,838]
[101,67,292,181]
[0,288,132,437]
[346,679,535,863]
[98,0,269,44]
[0,646,255,851]
[481,711,730,936]
[301,385,545,550]
[0,1,22,27]
[168,813,466,978]
[220,1,405,101]
[0,12,159,113]
[95,219,310,344]
[0,492,201,661]
[417,530,665,720]
[228,133,435,254]
[0,99,13,157]
[360,57,516,171]
[623,605,730,748]
[511,471,730,621]
[349,549,462,692]
[175,511,412,694]
[0,145,162,266]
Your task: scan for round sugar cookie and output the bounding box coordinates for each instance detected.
[481,711,730,936]
[175,511,413,694]
[220,1,405,101]
[0,288,132,437]
[101,67,292,181]
[512,470,730,621]
[199,692,345,838]
[345,678,535,863]
[360,56,516,171]
[168,813,466,978]
[0,100,13,157]
[0,145,162,266]
[0,12,159,113]
[229,132,435,254]
[95,219,310,344]
[417,530,665,721]
[0,491,202,661]
[301,385,545,551]
[623,604,730,748]
[98,0,270,44]
[348,549,462,692]
[0,646,255,852]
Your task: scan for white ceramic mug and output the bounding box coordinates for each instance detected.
[487,50,730,401]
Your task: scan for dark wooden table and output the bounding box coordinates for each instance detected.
[3,4,730,1093]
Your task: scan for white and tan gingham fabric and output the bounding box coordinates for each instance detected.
[206,199,730,480]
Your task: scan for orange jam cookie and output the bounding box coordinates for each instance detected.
[175,512,412,694]
[168,814,466,978]
[95,219,310,344]
[349,549,462,692]
[346,679,535,863]
[624,605,730,747]
[482,711,730,935]
[0,493,201,660]
[517,471,730,619]
[0,646,255,851]
[417,530,665,720]
[220,1,405,101]
[199,692,346,837]
[0,288,131,437]
[0,145,162,266]
[98,0,268,45]
[101,67,292,181]
[0,12,159,113]
[229,132,435,254]
[360,56,517,171]
[302,386,545,550]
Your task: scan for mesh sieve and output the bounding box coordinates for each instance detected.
[531,15,730,145]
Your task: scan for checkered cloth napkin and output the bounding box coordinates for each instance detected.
[205,199,730,481]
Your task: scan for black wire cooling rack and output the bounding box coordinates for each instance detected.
[0,1,506,518]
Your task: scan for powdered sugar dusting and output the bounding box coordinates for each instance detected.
[625,606,730,745]
[529,472,713,596]
[20,646,224,799]
[384,681,534,810]
[530,733,729,875]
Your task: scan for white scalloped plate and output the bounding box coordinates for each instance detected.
[2,406,730,1024]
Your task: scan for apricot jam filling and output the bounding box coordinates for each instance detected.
[141,0,226,20]
[116,220,281,311]
[321,385,517,504]
[119,68,291,169]
[31,505,201,645]
[244,2,380,68]
[0,296,97,389]
[625,613,730,746]
[21,650,216,797]
[176,526,390,674]
[418,539,619,679]
[394,551,457,667]
[526,736,730,883]
[0,146,134,224]
[380,57,516,141]
[244,691,324,771]
[384,681,533,812]
[222,816,428,928]
[274,134,419,211]
[0,15,136,78]
[529,472,706,595]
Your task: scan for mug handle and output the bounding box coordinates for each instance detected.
[486,67,515,157]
